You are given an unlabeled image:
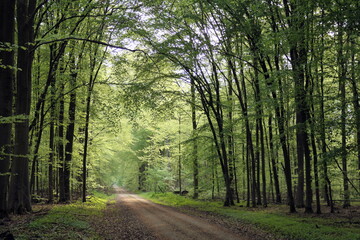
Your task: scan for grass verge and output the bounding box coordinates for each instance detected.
[140,192,360,240]
[2,191,115,240]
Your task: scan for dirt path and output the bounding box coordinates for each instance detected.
[91,189,276,240]
[117,193,247,240]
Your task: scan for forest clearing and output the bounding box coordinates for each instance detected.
[1,0,360,239]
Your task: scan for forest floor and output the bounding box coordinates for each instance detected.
[1,190,360,239]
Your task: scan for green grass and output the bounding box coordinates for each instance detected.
[141,192,360,240]
[15,191,115,240]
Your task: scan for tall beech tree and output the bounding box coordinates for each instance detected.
[0,0,16,218]
[8,0,37,214]
[191,77,199,199]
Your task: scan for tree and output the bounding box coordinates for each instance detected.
[0,0,16,218]
[8,0,37,214]
[191,77,199,199]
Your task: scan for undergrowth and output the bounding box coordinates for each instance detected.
[11,191,115,240]
[141,192,360,240]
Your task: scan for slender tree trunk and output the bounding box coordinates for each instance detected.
[317,15,331,208]
[308,33,321,214]
[292,44,306,209]
[48,44,57,204]
[310,116,321,214]
[81,22,109,202]
[246,142,250,207]
[0,0,15,218]
[227,73,236,204]
[350,42,360,194]
[178,116,182,193]
[82,85,91,202]
[260,118,267,207]
[233,148,240,203]
[211,152,215,199]
[252,58,261,206]
[318,61,334,212]
[337,22,350,208]
[30,53,41,196]
[191,78,199,199]
[255,121,261,206]
[64,47,82,202]
[269,115,281,203]
[253,59,267,207]
[58,83,65,202]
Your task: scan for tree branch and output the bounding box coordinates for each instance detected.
[35,37,146,54]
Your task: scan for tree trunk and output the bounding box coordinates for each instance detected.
[282,0,312,213]
[64,47,82,202]
[48,44,57,204]
[255,121,262,206]
[178,116,182,193]
[350,42,360,194]
[246,142,250,207]
[227,72,236,203]
[58,83,65,202]
[308,30,321,214]
[82,84,92,202]
[268,115,281,203]
[191,78,199,199]
[9,0,36,214]
[228,56,256,207]
[337,21,350,208]
[310,114,321,214]
[0,0,15,218]
[253,58,267,207]
[317,12,331,208]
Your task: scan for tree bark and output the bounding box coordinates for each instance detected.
[63,44,83,202]
[268,115,281,203]
[337,20,350,208]
[9,0,36,214]
[253,58,267,207]
[191,78,199,199]
[282,0,312,213]
[350,42,360,195]
[48,44,57,204]
[0,0,15,218]
[178,116,182,193]
[82,86,91,202]
[58,83,66,202]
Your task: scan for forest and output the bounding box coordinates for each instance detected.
[0,0,360,226]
